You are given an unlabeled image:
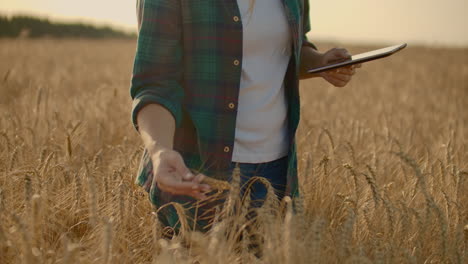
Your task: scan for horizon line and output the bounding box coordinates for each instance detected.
[1,11,467,48]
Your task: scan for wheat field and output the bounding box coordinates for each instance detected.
[0,39,467,263]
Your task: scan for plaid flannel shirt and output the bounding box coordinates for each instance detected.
[130,0,316,230]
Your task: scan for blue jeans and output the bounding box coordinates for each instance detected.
[227,155,288,208]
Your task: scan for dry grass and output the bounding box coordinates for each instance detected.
[0,39,467,263]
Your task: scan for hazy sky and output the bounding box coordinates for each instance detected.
[1,0,467,46]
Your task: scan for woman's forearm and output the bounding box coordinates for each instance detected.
[137,104,176,155]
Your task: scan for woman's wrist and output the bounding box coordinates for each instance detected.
[147,141,171,157]
[299,46,325,79]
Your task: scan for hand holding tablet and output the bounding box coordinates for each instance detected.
[308,43,407,74]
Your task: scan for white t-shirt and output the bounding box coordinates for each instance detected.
[232,0,292,163]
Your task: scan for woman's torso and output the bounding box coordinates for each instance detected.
[232,0,292,163]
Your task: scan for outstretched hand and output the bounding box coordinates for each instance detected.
[319,48,361,87]
[150,147,211,200]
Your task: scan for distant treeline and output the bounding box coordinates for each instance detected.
[0,15,136,39]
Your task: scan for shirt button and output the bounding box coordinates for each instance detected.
[233,16,240,22]
[224,146,230,153]
[228,102,235,109]
[233,60,240,66]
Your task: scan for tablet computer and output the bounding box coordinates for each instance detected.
[307,43,407,74]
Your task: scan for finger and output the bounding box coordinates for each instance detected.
[154,178,182,195]
[200,184,211,192]
[325,65,354,76]
[340,65,356,75]
[158,180,209,200]
[192,173,205,183]
[326,71,352,82]
[158,179,205,195]
[339,48,351,59]
[331,67,354,75]
[343,67,355,74]
[324,49,340,64]
[333,73,352,83]
[158,183,207,200]
[190,191,208,200]
[156,182,177,194]
[158,173,202,192]
[192,174,211,192]
[323,74,348,87]
[329,48,351,60]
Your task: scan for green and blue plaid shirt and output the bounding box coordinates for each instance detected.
[130,0,316,230]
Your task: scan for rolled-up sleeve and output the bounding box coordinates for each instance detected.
[130,0,183,131]
[302,0,317,50]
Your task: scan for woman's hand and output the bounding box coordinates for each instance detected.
[137,104,210,200]
[319,48,361,87]
[150,146,211,200]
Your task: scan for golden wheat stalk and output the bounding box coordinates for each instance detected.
[102,217,113,264]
